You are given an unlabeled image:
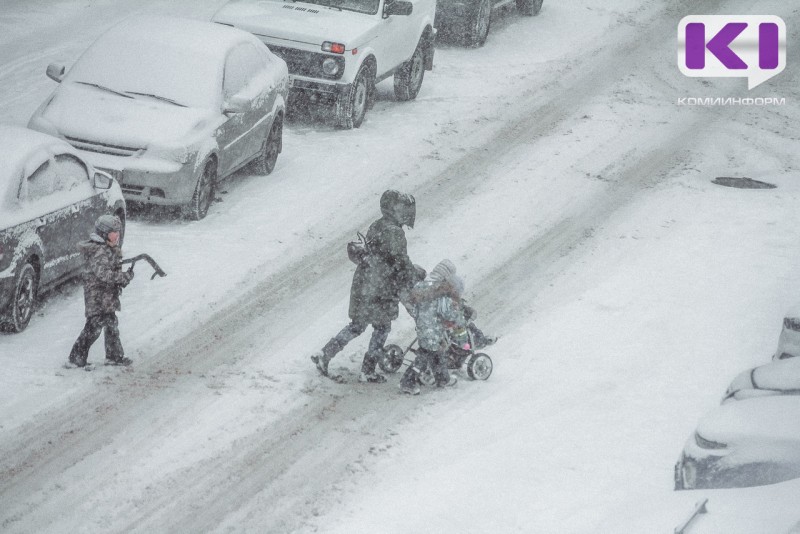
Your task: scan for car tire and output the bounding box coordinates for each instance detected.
[465,0,492,47]
[336,65,371,129]
[2,261,38,333]
[186,160,216,221]
[254,114,283,175]
[394,45,425,101]
[516,0,543,16]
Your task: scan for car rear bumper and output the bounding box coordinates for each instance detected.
[76,149,199,206]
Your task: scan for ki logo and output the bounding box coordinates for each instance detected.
[678,15,786,89]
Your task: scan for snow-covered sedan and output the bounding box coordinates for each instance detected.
[675,396,800,490]
[0,125,125,333]
[29,16,288,220]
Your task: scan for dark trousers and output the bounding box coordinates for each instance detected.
[321,320,391,373]
[400,346,449,388]
[69,313,123,364]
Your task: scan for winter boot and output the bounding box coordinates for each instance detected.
[66,354,87,368]
[400,382,420,395]
[474,335,497,349]
[359,371,387,383]
[359,350,386,383]
[105,357,132,366]
[311,352,330,375]
[399,365,421,394]
[437,373,458,387]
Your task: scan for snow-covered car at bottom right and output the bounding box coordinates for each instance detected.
[675,396,800,490]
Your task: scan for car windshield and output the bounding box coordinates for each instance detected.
[67,36,221,109]
[294,0,380,15]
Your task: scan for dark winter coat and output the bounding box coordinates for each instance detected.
[78,237,132,318]
[349,215,416,324]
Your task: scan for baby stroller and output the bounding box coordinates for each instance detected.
[379,326,493,385]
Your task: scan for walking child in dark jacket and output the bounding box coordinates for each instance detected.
[67,215,134,368]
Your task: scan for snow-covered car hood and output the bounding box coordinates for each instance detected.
[213,0,379,48]
[35,83,218,150]
[697,396,800,449]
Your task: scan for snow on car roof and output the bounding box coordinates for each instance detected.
[0,125,75,197]
[65,16,260,109]
[0,125,92,229]
[101,16,251,59]
[749,356,800,391]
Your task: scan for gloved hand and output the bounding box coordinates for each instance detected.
[124,267,135,285]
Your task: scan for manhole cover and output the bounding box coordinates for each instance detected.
[712,177,776,189]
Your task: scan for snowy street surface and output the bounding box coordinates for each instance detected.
[1,0,799,532]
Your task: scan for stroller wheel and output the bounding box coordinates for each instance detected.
[467,353,493,380]
[418,368,436,387]
[379,344,405,373]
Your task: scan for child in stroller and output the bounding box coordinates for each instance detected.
[389,260,495,395]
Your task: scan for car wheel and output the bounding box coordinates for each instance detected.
[393,46,425,101]
[467,352,493,380]
[465,0,492,47]
[2,262,38,333]
[516,0,542,16]
[254,115,283,176]
[336,65,371,129]
[186,160,216,221]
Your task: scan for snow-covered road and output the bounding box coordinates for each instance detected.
[1,0,799,532]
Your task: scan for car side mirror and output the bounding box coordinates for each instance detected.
[93,170,113,190]
[46,63,66,83]
[385,0,413,16]
[223,94,249,115]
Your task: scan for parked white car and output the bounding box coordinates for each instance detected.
[0,125,125,332]
[675,396,800,490]
[675,309,800,489]
[29,16,288,220]
[212,0,436,129]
